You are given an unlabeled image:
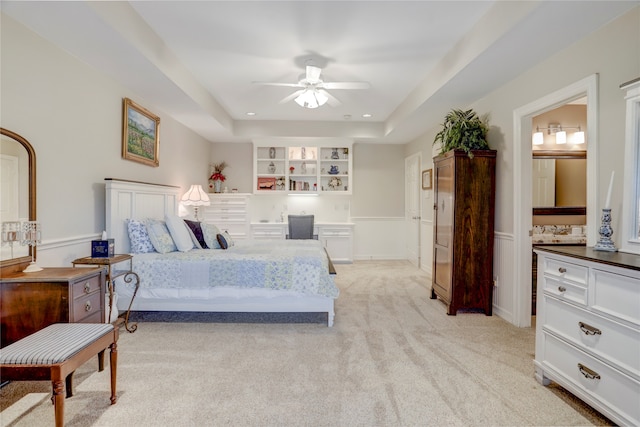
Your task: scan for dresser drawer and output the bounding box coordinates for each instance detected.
[541,333,640,426]
[207,206,247,216]
[592,268,640,327]
[214,222,247,236]
[543,295,640,378]
[71,273,102,299]
[543,276,587,306]
[73,290,103,322]
[543,257,588,285]
[206,214,247,224]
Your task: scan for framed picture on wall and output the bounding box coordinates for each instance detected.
[422,168,432,190]
[122,97,160,167]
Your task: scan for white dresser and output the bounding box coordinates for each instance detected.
[202,193,250,240]
[534,246,640,426]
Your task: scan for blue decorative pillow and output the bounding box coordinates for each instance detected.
[144,219,177,253]
[216,231,234,250]
[184,220,208,249]
[126,218,155,253]
[201,223,222,249]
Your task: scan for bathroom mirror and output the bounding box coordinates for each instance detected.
[532,150,586,215]
[0,128,36,269]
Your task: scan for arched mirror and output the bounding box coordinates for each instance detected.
[0,128,36,270]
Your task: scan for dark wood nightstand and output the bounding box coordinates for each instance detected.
[72,254,140,333]
[0,267,105,347]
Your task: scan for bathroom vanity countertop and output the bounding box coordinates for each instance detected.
[532,234,587,245]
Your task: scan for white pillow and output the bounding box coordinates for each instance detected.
[165,215,194,252]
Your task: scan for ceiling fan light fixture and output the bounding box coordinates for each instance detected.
[294,88,328,109]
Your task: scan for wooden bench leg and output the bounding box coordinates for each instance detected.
[110,341,118,405]
[65,371,74,398]
[52,379,65,427]
[98,349,105,371]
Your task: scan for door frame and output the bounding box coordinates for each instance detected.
[512,74,598,327]
[405,152,422,266]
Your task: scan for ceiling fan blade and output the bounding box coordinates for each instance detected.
[253,81,304,88]
[322,81,370,90]
[278,89,304,104]
[306,65,322,83]
[319,89,342,107]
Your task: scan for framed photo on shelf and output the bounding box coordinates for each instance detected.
[422,168,433,190]
[122,97,160,167]
[257,177,276,190]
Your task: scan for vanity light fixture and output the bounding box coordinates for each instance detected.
[532,123,585,146]
[181,184,210,221]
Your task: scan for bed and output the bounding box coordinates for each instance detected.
[105,179,338,326]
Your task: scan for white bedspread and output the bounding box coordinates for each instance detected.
[126,239,339,298]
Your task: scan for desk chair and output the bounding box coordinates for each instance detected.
[287,215,315,239]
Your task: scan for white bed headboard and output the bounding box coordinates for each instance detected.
[105,179,181,254]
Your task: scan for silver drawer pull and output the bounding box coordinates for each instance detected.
[84,282,91,293]
[578,363,600,380]
[579,321,602,336]
[558,267,567,273]
[558,286,567,293]
[85,301,92,312]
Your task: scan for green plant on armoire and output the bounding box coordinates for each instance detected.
[433,108,490,157]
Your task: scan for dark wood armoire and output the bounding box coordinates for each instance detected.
[430,149,497,315]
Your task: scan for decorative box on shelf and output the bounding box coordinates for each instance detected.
[91,239,114,258]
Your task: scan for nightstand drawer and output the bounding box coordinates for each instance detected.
[73,291,103,322]
[543,295,640,377]
[72,274,102,298]
[541,333,640,426]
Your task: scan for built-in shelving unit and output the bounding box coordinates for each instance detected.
[253,141,352,195]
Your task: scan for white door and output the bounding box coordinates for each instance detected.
[405,153,421,266]
[532,158,556,207]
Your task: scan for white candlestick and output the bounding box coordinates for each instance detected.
[604,171,615,209]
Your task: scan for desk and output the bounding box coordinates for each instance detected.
[250,222,354,263]
[72,254,139,333]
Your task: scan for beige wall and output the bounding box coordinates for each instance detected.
[469,6,638,238]
[1,15,212,257]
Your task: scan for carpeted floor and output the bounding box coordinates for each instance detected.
[1,261,613,426]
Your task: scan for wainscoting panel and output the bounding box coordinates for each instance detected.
[36,234,101,268]
[493,232,515,323]
[352,217,406,260]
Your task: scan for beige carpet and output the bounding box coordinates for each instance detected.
[1,260,612,426]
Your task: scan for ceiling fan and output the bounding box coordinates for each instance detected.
[254,65,370,109]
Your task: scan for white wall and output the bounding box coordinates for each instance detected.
[1,15,212,266]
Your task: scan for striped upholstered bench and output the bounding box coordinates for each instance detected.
[0,323,118,427]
